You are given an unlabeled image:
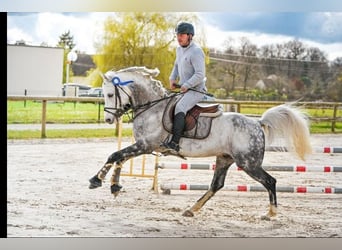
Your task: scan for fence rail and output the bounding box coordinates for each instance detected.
[7,95,341,137]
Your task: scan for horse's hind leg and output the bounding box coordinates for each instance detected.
[182,155,234,217]
[242,166,277,220]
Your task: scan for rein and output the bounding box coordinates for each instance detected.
[173,83,214,97]
[130,86,214,119]
[104,76,184,122]
[131,92,182,120]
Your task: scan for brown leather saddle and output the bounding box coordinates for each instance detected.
[162,96,222,139]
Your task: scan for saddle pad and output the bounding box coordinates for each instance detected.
[162,97,220,140]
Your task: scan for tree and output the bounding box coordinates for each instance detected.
[259,44,284,76]
[57,30,76,83]
[325,57,342,101]
[238,37,257,90]
[217,37,241,92]
[207,36,338,101]
[93,12,204,87]
[58,30,76,50]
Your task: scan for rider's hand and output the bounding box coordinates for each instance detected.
[180,85,188,93]
[170,80,177,90]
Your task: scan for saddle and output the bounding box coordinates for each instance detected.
[162,96,223,139]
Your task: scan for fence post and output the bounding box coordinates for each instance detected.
[97,102,101,123]
[24,89,27,108]
[332,104,337,133]
[117,118,122,150]
[41,100,47,138]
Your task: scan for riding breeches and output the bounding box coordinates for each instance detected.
[175,90,205,115]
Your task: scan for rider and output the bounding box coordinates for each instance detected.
[160,21,207,153]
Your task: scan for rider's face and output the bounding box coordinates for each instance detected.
[177,33,190,47]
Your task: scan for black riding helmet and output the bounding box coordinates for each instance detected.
[175,22,195,36]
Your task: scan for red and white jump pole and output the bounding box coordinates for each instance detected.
[160,183,342,194]
[158,162,342,173]
[265,146,342,154]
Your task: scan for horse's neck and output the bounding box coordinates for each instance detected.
[132,88,168,124]
[130,79,167,106]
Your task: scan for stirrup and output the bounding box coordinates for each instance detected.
[160,141,180,152]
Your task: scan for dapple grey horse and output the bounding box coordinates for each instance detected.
[89,66,312,219]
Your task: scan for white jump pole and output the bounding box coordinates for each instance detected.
[158,162,342,173]
[160,183,342,194]
[266,146,342,154]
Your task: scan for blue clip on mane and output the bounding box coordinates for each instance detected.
[112,76,134,86]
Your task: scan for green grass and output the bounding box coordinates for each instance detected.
[309,123,342,133]
[7,100,133,139]
[7,100,341,139]
[7,128,133,140]
[7,100,107,124]
[239,105,342,134]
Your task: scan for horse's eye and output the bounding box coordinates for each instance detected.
[108,93,114,98]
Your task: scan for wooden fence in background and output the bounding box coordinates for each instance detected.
[7,95,342,138]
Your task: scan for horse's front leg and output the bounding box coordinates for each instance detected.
[109,162,123,197]
[89,141,151,196]
[88,161,114,189]
[182,155,234,217]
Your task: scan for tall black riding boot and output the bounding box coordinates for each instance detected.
[161,112,186,153]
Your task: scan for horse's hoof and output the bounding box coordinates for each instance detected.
[112,192,120,197]
[89,175,102,189]
[261,215,271,221]
[261,205,277,220]
[162,189,171,195]
[182,210,194,217]
[110,184,122,195]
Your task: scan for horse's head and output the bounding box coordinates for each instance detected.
[101,66,165,124]
[100,70,134,124]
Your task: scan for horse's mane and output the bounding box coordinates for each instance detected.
[114,66,168,97]
[117,66,160,77]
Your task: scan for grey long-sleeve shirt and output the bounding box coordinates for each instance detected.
[169,41,207,91]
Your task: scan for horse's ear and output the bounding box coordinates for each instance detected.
[152,68,160,77]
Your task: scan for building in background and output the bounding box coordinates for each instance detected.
[7,44,64,96]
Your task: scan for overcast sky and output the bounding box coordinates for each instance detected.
[7,12,342,61]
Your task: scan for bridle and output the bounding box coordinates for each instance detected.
[103,76,182,122]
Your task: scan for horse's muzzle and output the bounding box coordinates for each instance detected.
[105,113,117,124]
